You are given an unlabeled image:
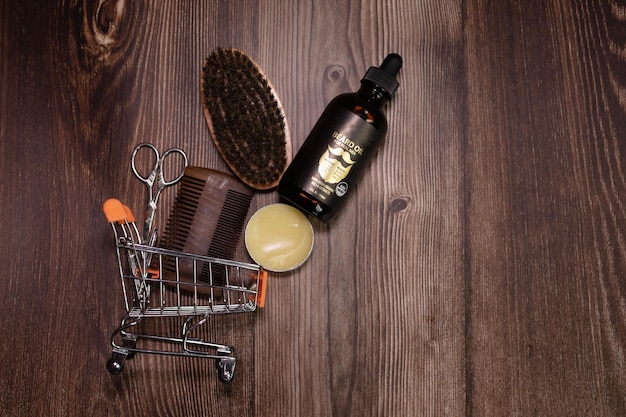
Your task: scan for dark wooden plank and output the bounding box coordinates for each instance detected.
[464,0,626,415]
[0,1,258,416]
[249,1,467,416]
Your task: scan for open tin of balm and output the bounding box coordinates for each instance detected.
[244,203,314,272]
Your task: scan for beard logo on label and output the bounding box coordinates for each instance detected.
[318,145,356,184]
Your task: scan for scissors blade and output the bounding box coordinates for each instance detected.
[142,202,158,242]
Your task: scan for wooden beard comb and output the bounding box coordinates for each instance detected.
[159,166,253,292]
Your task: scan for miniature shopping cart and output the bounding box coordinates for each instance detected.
[102,198,267,383]
[101,143,266,382]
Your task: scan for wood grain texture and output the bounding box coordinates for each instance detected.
[0,0,624,416]
[464,0,626,415]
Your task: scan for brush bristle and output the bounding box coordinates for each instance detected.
[201,48,292,190]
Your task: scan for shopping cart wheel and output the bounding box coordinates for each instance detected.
[216,357,236,384]
[106,352,127,374]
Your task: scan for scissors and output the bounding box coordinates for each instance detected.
[131,143,188,243]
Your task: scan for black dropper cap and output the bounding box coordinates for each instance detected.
[361,53,403,98]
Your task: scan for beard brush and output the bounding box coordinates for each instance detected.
[201,47,292,190]
[159,166,253,294]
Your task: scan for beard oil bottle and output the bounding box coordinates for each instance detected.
[278,53,403,222]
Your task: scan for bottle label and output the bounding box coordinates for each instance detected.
[302,107,382,203]
[318,144,355,184]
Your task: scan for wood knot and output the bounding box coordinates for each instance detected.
[322,64,352,103]
[324,65,347,82]
[80,0,128,67]
[389,198,409,213]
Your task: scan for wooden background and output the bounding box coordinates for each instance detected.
[1,0,625,416]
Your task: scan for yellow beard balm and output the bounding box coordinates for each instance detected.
[244,203,314,272]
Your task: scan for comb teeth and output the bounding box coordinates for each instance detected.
[160,167,254,290]
[201,190,253,283]
[201,48,292,190]
[161,175,205,251]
